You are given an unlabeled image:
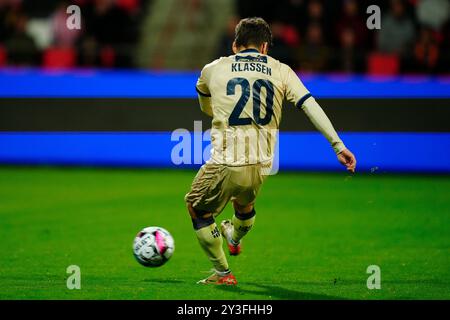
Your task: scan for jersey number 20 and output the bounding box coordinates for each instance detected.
[227,77,274,126]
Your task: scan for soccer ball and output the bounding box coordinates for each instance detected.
[133,226,175,267]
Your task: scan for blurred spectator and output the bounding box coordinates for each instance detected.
[79,0,136,67]
[83,0,131,46]
[26,17,53,50]
[270,21,299,68]
[0,0,146,69]
[21,0,59,18]
[413,27,440,73]
[274,0,307,30]
[216,16,239,57]
[297,22,330,72]
[0,0,448,73]
[302,0,332,43]
[1,1,24,42]
[378,0,415,56]
[305,0,324,25]
[0,0,12,42]
[332,27,365,73]
[78,35,100,67]
[334,0,368,48]
[416,0,449,31]
[4,12,38,65]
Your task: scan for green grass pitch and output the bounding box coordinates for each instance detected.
[0,167,449,300]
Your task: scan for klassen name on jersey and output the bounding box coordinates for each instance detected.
[231,62,272,76]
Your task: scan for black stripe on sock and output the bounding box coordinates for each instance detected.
[192,215,215,230]
[235,209,256,220]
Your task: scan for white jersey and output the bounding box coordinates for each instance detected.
[196,49,311,167]
[196,49,345,167]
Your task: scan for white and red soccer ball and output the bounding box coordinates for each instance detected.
[133,227,175,267]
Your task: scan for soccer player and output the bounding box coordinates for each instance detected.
[185,17,356,285]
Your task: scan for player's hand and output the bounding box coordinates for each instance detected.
[337,149,356,173]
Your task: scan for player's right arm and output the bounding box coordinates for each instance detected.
[283,65,356,172]
[196,64,214,117]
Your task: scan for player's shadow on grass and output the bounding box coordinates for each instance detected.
[216,282,345,300]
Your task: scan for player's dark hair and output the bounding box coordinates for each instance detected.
[234,17,273,49]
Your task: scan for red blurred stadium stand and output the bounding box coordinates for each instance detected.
[117,0,140,13]
[368,53,400,76]
[0,46,6,67]
[43,47,76,69]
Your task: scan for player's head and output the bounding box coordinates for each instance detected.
[232,17,272,55]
